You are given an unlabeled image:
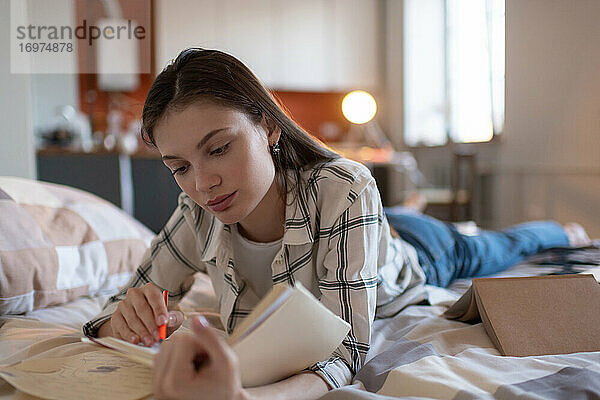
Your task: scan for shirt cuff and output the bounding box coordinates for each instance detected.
[82,301,119,337]
[304,356,354,389]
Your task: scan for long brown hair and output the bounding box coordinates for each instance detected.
[141,48,339,200]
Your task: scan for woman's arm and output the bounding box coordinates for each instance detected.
[83,195,205,339]
[244,371,330,400]
[308,176,382,388]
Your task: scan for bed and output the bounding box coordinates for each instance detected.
[1,176,599,400]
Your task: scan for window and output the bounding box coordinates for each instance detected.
[403,0,505,146]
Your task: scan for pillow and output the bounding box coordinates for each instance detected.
[0,176,155,315]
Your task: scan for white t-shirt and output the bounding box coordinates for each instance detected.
[230,223,280,299]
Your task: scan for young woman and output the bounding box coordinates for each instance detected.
[83,48,589,400]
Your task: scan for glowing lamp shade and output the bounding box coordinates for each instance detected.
[342,90,377,124]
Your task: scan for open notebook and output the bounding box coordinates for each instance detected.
[82,282,350,387]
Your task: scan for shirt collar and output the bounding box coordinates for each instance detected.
[199,216,230,263]
[199,174,314,263]
[281,183,314,246]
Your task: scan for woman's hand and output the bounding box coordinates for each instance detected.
[152,316,248,400]
[103,283,184,346]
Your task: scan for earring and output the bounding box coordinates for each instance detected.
[270,141,280,156]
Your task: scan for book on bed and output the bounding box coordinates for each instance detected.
[442,274,600,357]
[82,282,351,387]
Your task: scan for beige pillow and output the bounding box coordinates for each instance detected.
[0,177,155,315]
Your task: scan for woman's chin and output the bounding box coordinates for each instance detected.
[211,208,244,225]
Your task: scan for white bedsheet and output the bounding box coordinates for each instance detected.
[2,261,600,400]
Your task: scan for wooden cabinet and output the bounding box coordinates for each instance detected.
[37,151,181,234]
[131,157,181,233]
[37,153,122,208]
[155,0,381,91]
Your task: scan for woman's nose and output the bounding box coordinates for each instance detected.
[194,168,220,192]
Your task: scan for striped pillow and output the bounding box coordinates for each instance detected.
[0,177,155,315]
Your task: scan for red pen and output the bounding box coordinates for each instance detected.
[159,290,168,341]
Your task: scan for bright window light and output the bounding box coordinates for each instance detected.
[404,0,447,146]
[404,0,505,145]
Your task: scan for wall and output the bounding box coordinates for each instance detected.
[154,0,382,92]
[4,0,599,238]
[0,0,36,179]
[498,0,600,237]
[0,0,79,179]
[29,0,79,136]
[385,0,600,238]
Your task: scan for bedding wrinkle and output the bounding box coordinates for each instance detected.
[404,321,497,355]
[2,252,600,399]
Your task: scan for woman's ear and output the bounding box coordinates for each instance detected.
[260,114,282,145]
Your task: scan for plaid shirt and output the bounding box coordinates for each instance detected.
[83,157,426,389]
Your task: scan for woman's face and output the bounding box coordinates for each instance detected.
[154,102,280,226]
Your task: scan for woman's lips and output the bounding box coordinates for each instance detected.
[206,191,237,212]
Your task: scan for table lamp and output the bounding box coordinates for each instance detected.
[339,91,426,190]
[341,90,392,149]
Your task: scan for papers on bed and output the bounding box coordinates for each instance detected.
[81,336,160,367]
[0,319,153,400]
[83,282,350,387]
[0,352,153,400]
[443,274,600,356]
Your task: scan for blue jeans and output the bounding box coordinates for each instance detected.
[384,206,570,288]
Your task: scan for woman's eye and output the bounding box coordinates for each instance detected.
[171,166,188,176]
[210,143,230,156]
